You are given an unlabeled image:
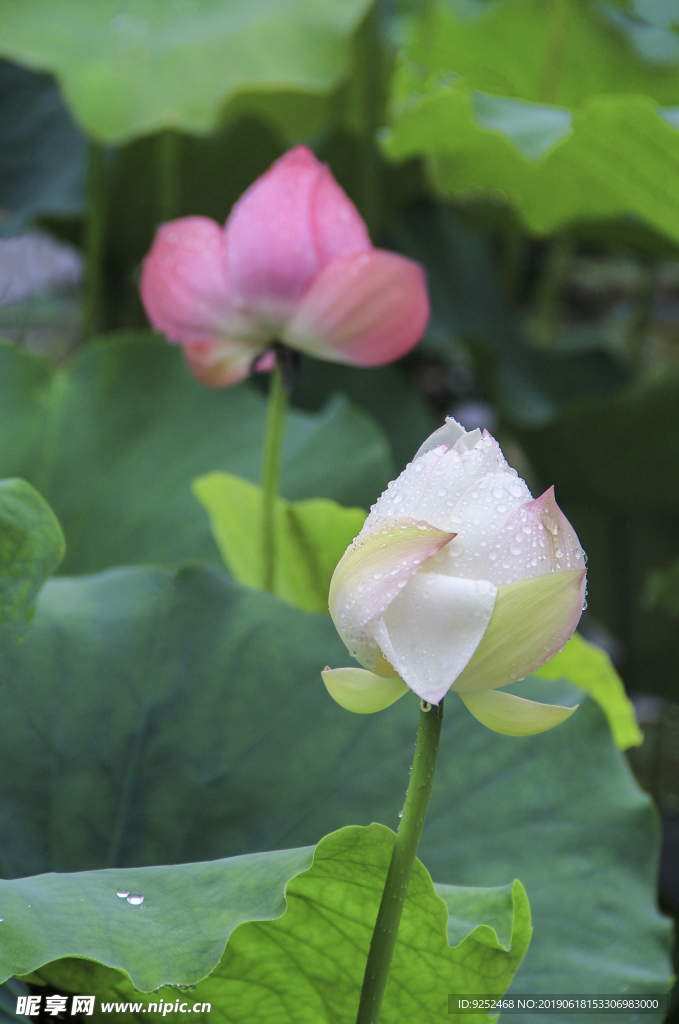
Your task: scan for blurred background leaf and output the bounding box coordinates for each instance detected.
[0,478,64,627]
[0,337,393,575]
[0,0,374,142]
[0,61,85,239]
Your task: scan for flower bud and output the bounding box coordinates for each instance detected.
[140,146,429,386]
[323,418,586,735]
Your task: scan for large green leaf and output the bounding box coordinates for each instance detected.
[0,0,373,143]
[406,0,679,107]
[0,566,670,1010]
[0,478,64,626]
[385,68,679,244]
[0,336,392,575]
[1,826,530,1023]
[0,60,85,237]
[382,1,679,243]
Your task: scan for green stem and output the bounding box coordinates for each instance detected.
[356,700,444,1024]
[260,363,288,593]
[83,142,106,339]
[157,129,181,223]
[353,5,384,236]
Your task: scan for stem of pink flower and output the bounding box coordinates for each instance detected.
[356,699,444,1024]
[260,362,288,592]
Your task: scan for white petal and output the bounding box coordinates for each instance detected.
[321,667,409,714]
[372,572,497,705]
[459,688,578,736]
[414,416,467,458]
[424,469,533,583]
[328,519,454,673]
[363,431,515,535]
[477,487,586,585]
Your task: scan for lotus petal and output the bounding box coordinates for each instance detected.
[321,667,409,714]
[140,217,261,344]
[225,146,370,325]
[479,486,586,585]
[373,572,498,705]
[459,688,578,736]
[452,569,587,694]
[284,250,429,367]
[328,518,454,673]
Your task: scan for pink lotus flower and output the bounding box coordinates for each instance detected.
[140,146,429,386]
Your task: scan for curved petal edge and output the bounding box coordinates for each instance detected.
[453,569,586,694]
[328,518,455,673]
[285,250,429,367]
[322,667,409,714]
[459,688,578,736]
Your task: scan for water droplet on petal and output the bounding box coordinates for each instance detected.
[497,503,508,513]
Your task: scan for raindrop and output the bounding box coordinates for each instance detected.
[555,549,564,559]
[398,810,403,818]
[116,888,130,899]
[508,483,524,497]
[393,492,404,504]
[437,489,446,497]
[373,571,383,580]
[127,893,144,906]
[582,599,588,611]
[509,543,522,556]
[497,503,508,513]
[488,551,497,561]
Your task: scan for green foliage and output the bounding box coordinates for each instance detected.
[534,632,642,750]
[520,371,679,514]
[0,337,392,575]
[0,0,374,142]
[643,557,679,616]
[3,826,531,1023]
[0,565,670,1002]
[387,204,630,426]
[194,472,365,613]
[383,1,679,244]
[410,0,679,106]
[0,60,85,237]
[0,478,64,627]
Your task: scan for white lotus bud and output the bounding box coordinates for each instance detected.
[323,418,586,735]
